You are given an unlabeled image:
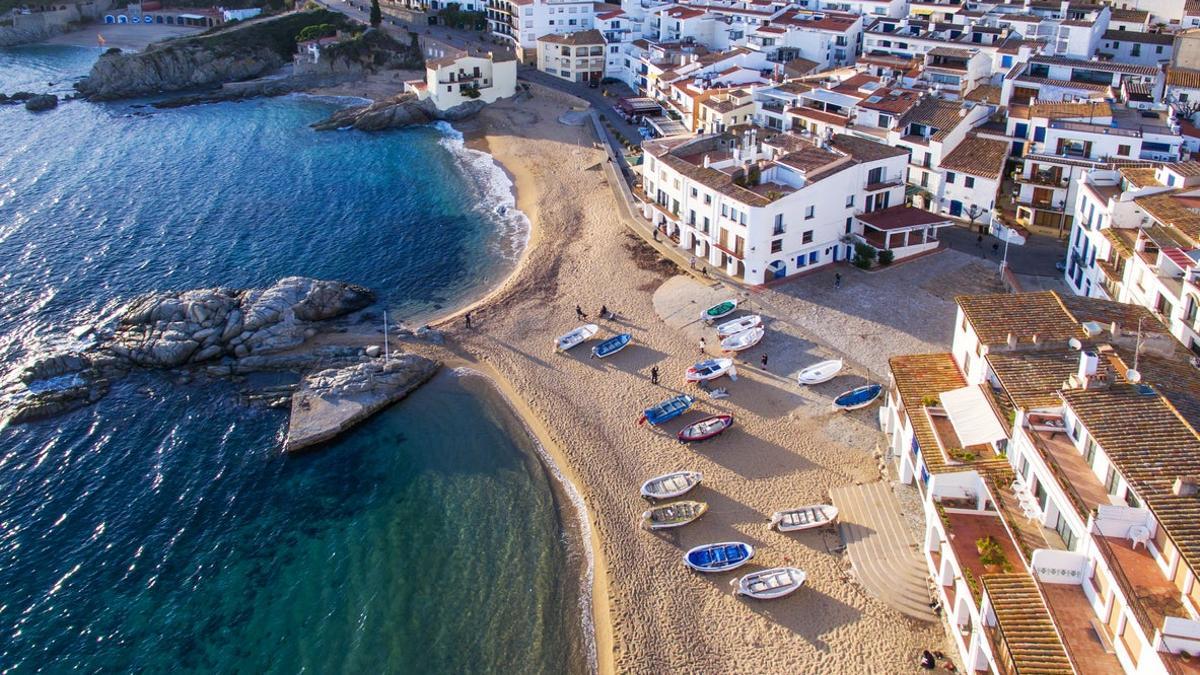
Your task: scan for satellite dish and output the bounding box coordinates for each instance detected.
[1068,338,1082,350]
[1126,369,1142,383]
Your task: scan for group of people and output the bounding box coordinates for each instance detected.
[576,304,615,321]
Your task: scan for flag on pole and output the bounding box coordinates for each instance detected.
[97,33,107,47]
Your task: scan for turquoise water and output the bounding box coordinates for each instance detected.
[0,45,587,673]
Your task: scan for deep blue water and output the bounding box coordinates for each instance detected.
[0,45,586,673]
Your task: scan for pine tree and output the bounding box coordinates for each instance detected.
[369,0,382,27]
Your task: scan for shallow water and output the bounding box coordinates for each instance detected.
[0,44,585,674]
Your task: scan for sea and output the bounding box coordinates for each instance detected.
[0,44,590,673]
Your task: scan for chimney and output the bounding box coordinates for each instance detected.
[1006,332,1017,350]
[1078,349,1099,380]
[1110,321,1121,339]
[1174,477,1199,497]
[703,154,711,168]
[1031,333,1040,345]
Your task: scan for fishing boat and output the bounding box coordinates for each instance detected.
[591,332,632,359]
[770,505,839,532]
[677,415,733,442]
[683,541,754,573]
[640,394,695,426]
[685,357,734,382]
[832,383,883,411]
[702,299,739,323]
[735,567,807,599]
[716,314,761,338]
[720,326,764,352]
[640,470,702,500]
[556,323,599,351]
[640,500,708,530]
[796,359,843,385]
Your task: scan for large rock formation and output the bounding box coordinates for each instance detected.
[310,94,486,132]
[6,277,374,423]
[0,24,63,48]
[284,355,440,452]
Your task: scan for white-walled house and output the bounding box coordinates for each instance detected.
[638,130,922,284]
[486,0,598,61]
[537,29,607,83]
[407,52,518,109]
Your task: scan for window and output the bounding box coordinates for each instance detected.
[1084,438,1097,467]
[721,204,729,217]
[739,212,747,225]
[802,230,814,244]
[804,205,815,220]
[770,239,783,253]
[964,176,975,188]
[1125,489,1141,509]
[691,187,698,198]
[703,194,712,205]
[1182,93,1191,103]
[1117,144,1131,157]
[946,171,956,184]
[845,195,855,207]
[845,217,852,234]
[773,214,785,236]
[702,216,710,234]
[1106,466,1121,496]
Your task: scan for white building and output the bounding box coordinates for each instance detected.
[407,52,519,110]
[486,0,598,61]
[537,29,607,83]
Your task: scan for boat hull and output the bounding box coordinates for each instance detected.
[832,384,882,411]
[737,567,807,599]
[797,359,843,385]
[683,542,754,572]
[702,299,739,323]
[640,500,708,530]
[592,333,632,359]
[641,394,695,425]
[685,358,734,382]
[639,470,703,499]
[677,415,733,442]
[770,505,839,531]
[716,314,762,338]
[720,326,764,352]
[556,323,599,351]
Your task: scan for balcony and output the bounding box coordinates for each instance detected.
[1038,581,1125,675]
[1020,172,1069,189]
[864,175,904,191]
[1024,419,1113,519]
[941,508,1024,602]
[1096,534,1192,636]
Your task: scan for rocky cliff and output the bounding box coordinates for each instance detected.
[5,276,375,423]
[0,24,63,48]
[311,93,486,131]
[74,9,354,100]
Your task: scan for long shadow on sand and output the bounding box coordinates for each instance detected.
[736,581,864,652]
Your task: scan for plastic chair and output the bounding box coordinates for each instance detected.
[1128,525,1151,551]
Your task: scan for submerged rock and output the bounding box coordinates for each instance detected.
[284,355,440,452]
[310,95,487,132]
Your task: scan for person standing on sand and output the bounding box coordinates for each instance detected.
[689,255,696,269]
[834,273,842,289]
[760,353,768,369]
[698,337,706,354]
[464,312,472,329]
[575,305,588,320]
[650,366,659,384]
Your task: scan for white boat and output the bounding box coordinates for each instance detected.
[716,314,762,338]
[770,505,839,532]
[796,359,843,385]
[641,500,708,530]
[720,326,764,352]
[685,357,735,382]
[736,567,807,599]
[556,323,599,351]
[640,470,703,500]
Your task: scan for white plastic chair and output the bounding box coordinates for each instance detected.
[1128,525,1151,551]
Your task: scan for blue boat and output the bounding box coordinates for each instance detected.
[592,333,632,359]
[640,394,694,426]
[683,541,755,572]
[832,383,883,411]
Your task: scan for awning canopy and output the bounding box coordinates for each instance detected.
[647,116,688,137]
[940,385,1008,447]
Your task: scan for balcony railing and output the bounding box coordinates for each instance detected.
[865,176,904,191]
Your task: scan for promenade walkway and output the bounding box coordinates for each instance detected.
[830,481,935,622]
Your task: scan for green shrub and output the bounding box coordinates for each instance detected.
[878,249,895,265]
[297,23,337,41]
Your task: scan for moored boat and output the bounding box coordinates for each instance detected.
[716,314,762,338]
[556,323,599,351]
[832,383,883,411]
[683,541,754,572]
[736,567,807,599]
[640,500,708,530]
[685,357,734,382]
[720,326,764,352]
[640,394,695,426]
[591,332,632,359]
[770,505,839,531]
[702,299,739,323]
[640,470,703,499]
[677,414,733,442]
[796,358,843,385]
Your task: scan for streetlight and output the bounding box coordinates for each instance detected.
[994,209,1012,275]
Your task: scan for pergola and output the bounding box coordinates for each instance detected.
[857,206,953,252]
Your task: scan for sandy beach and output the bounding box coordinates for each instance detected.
[417,84,948,673]
[42,22,201,52]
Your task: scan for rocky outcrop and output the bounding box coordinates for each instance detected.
[6,277,374,423]
[311,94,486,132]
[284,355,440,452]
[24,94,58,112]
[0,24,63,48]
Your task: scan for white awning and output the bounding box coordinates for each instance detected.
[939,385,1008,447]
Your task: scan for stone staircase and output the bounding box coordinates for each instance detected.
[831,481,935,622]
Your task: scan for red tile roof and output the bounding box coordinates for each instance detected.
[859,206,951,231]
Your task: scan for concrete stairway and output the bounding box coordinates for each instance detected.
[831,481,935,622]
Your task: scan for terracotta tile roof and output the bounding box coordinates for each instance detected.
[956,291,1083,347]
[980,574,1074,674]
[1171,160,1200,177]
[1101,227,1135,258]
[1119,166,1163,189]
[888,353,965,476]
[538,29,605,46]
[1111,7,1150,21]
[1056,293,1159,337]
[939,135,1008,180]
[964,84,1001,104]
[856,87,923,115]
[1029,54,1160,77]
[828,133,909,162]
[1136,193,1200,245]
[1061,385,1200,582]
[1028,100,1112,120]
[1016,76,1113,95]
[1103,28,1174,45]
[986,351,1080,410]
[1189,0,1200,15]
[1168,67,1200,89]
[859,205,951,231]
[899,97,968,142]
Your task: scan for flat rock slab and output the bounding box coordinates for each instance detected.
[284,354,440,452]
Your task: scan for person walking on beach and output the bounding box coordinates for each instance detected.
[689,255,696,269]
[575,305,588,320]
[650,366,659,385]
[600,305,609,320]
[464,312,472,329]
[834,272,842,289]
[760,353,769,369]
[698,336,706,354]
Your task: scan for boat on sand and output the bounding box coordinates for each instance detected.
[702,299,739,323]
[683,541,754,572]
[770,505,839,531]
[716,314,761,337]
[720,326,764,352]
[591,332,632,359]
[685,358,734,382]
[640,470,702,499]
[640,394,694,426]
[735,567,807,599]
[640,500,707,530]
[556,324,599,351]
[677,414,733,442]
[832,383,883,411]
[796,359,843,385]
